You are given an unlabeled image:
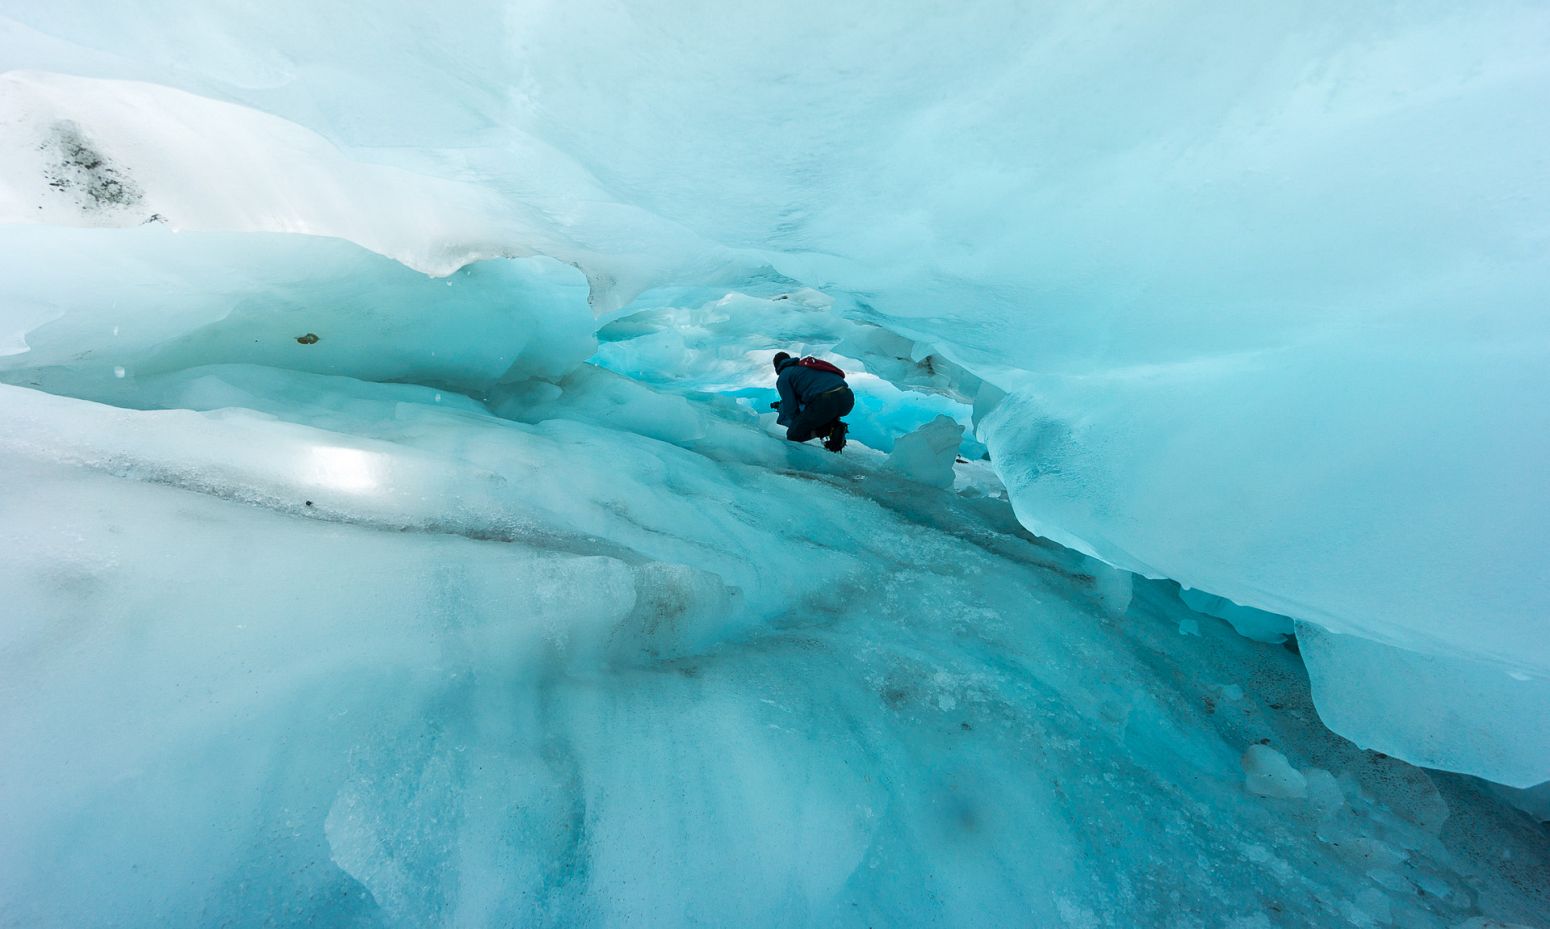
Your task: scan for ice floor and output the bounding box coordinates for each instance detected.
[1,365,1545,929]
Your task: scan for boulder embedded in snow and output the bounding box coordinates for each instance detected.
[884,415,964,489]
[1242,744,1308,799]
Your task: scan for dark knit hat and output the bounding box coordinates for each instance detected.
[772,351,792,371]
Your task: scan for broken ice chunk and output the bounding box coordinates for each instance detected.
[884,415,963,489]
[1241,744,1307,799]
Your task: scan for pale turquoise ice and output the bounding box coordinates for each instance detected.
[1,368,1547,928]
[1,3,1545,782]
[0,3,1548,925]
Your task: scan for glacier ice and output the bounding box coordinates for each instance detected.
[2,0,1549,925]
[590,290,987,458]
[0,225,597,394]
[3,371,1548,928]
[1179,588,1294,646]
[0,70,519,275]
[885,415,965,490]
[1242,745,1308,800]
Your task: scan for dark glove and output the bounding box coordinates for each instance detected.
[769,401,782,410]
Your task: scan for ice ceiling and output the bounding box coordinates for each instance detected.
[1,2,1548,926]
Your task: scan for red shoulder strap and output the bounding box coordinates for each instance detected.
[798,357,846,378]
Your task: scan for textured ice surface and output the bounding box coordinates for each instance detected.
[3,2,1546,783]
[1,2,1549,924]
[2,372,1547,928]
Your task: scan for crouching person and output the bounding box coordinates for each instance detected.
[772,351,854,452]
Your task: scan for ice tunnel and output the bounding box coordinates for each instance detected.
[1,3,1548,928]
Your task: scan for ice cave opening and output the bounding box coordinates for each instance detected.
[2,3,1548,928]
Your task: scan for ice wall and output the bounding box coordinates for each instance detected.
[1,0,1547,781]
[0,226,597,396]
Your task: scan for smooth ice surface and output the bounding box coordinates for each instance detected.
[0,70,516,275]
[1243,745,1308,800]
[885,415,965,490]
[1180,589,1294,646]
[1298,623,1550,789]
[0,225,597,394]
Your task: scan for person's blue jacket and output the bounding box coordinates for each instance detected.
[775,359,847,427]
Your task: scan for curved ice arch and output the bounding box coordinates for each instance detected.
[0,71,525,275]
[0,70,744,312]
[0,225,599,396]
